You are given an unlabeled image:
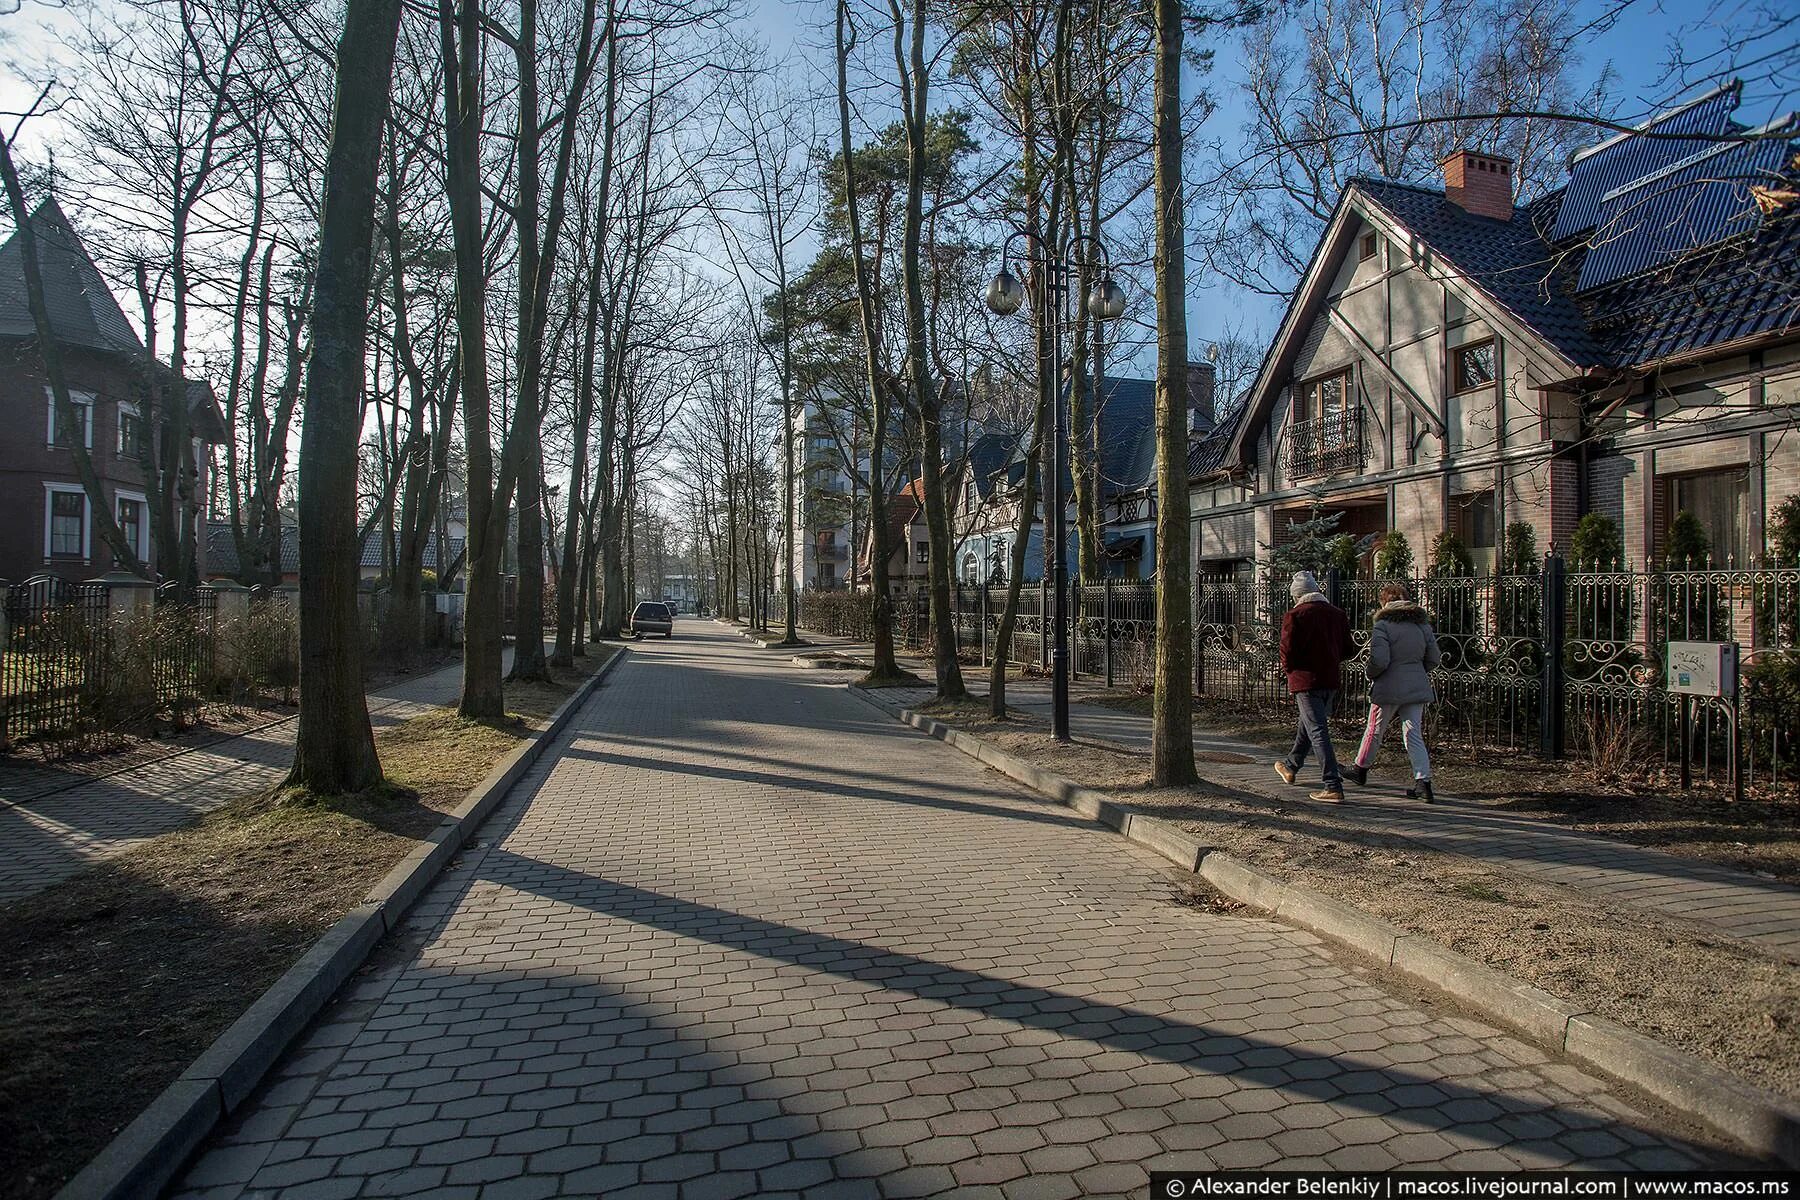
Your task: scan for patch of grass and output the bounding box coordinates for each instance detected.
[1452,881,1509,904]
[0,656,601,1200]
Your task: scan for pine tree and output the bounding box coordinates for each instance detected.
[1268,501,1346,581]
[1373,530,1414,578]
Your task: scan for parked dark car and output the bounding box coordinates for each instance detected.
[630,601,674,638]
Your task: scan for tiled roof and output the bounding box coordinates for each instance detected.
[1352,179,1607,366]
[1187,405,1246,479]
[356,531,464,571]
[1580,195,1800,366]
[966,432,1012,498]
[206,525,465,578]
[1353,152,1800,372]
[1092,376,1157,494]
[205,526,298,577]
[0,199,145,356]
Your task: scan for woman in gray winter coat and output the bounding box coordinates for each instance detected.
[1346,582,1441,802]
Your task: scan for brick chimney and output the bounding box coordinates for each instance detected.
[1186,361,1216,436]
[1442,150,1515,221]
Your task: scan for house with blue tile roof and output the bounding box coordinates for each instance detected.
[954,364,1217,584]
[1188,81,1800,581]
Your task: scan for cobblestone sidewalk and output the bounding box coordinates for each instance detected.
[171,623,1720,1199]
[0,650,513,905]
[925,677,1800,963]
[779,627,1799,963]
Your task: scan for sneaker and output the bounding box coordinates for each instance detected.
[1273,762,1297,785]
[1309,787,1345,803]
[1346,765,1368,786]
[1404,780,1437,804]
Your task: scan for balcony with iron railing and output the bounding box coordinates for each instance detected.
[813,534,847,561]
[1286,407,1365,479]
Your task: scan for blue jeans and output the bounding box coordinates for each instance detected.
[1284,689,1342,790]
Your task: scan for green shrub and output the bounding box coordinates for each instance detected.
[1427,531,1474,577]
[1569,512,1622,570]
[1567,514,1635,644]
[1373,530,1414,579]
[1760,495,1800,644]
[1495,522,1542,663]
[1665,510,1711,568]
[1743,650,1800,771]
[1660,509,1725,639]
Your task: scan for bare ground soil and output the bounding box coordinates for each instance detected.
[0,649,608,1200]
[920,707,1800,1102]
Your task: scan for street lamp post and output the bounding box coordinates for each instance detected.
[986,231,1124,743]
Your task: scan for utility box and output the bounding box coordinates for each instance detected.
[1667,641,1737,699]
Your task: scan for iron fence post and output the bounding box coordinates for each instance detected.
[1193,574,1204,696]
[980,581,988,667]
[1039,577,1048,670]
[1540,553,1566,759]
[1094,575,1108,690]
[1325,567,1342,608]
[954,580,963,658]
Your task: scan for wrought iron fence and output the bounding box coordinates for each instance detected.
[0,576,223,748]
[799,555,1800,790]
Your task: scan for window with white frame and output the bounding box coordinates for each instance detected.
[117,402,144,459]
[116,491,149,562]
[45,485,89,559]
[45,387,96,448]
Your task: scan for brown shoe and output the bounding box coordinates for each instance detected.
[1309,788,1345,803]
[1273,762,1297,785]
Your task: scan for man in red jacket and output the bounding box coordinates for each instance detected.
[1275,570,1355,801]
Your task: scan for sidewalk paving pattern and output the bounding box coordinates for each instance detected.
[171,623,1720,1198]
[934,678,1800,962]
[0,650,513,905]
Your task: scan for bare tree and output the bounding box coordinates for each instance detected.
[288,0,407,794]
[1205,0,1614,295]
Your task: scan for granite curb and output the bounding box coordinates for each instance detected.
[53,648,628,1200]
[846,683,1800,1168]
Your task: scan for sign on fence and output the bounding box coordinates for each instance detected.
[1667,641,1738,698]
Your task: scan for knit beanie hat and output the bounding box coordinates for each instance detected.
[1290,570,1320,600]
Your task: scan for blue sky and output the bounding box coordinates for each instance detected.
[746,0,1765,372]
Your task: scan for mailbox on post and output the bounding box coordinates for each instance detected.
[1665,640,1741,799]
[1667,641,1737,698]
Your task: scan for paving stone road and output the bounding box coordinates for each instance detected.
[0,650,512,904]
[171,622,1721,1199]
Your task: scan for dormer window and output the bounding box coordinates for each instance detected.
[1453,340,1497,392]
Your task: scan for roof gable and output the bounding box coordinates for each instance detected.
[0,199,145,356]
[1224,184,1589,472]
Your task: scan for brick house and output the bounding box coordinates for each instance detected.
[1189,81,1800,580]
[0,199,225,584]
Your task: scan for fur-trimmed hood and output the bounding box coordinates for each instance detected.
[1374,600,1431,624]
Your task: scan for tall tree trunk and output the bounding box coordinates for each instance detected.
[443,0,505,721]
[508,0,549,680]
[1151,0,1196,786]
[553,256,602,667]
[839,0,899,678]
[287,0,404,794]
[509,0,600,681]
[896,0,962,698]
